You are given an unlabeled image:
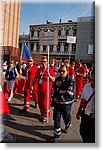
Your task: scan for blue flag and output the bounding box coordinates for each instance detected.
[22,42,32,61]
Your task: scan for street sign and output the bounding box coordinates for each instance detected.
[39,31,58,46]
[67,36,76,44]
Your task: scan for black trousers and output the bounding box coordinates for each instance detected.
[80,114,95,143]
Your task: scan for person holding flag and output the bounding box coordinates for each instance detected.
[19,43,38,113]
[32,56,55,122]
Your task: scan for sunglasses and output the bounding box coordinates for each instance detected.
[60,70,66,73]
[28,60,33,62]
[42,60,47,62]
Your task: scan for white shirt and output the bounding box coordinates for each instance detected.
[22,63,27,70]
[81,83,95,116]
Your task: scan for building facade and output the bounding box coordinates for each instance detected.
[76,17,95,63]
[19,20,77,62]
[19,17,95,64]
[0,0,21,62]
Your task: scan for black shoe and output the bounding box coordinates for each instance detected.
[34,104,39,108]
[50,137,60,143]
[19,109,28,113]
[38,117,48,123]
[64,123,72,133]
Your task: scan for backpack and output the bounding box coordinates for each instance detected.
[5,67,17,80]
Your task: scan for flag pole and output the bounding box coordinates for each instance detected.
[47,44,50,123]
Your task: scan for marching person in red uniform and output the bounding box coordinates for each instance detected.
[0,84,15,143]
[32,56,55,122]
[0,85,10,115]
[75,60,86,101]
[83,64,89,87]
[64,59,75,80]
[20,58,38,113]
[68,61,75,80]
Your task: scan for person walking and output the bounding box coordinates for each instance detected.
[19,58,38,113]
[32,56,55,122]
[51,65,74,142]
[76,68,95,143]
[5,60,19,102]
[75,59,86,101]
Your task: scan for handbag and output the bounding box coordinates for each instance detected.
[79,90,95,117]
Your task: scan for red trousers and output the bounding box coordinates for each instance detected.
[0,90,10,114]
[76,79,83,98]
[38,87,51,118]
[24,82,38,109]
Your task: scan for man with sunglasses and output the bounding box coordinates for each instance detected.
[19,58,38,113]
[32,56,55,122]
[51,65,74,142]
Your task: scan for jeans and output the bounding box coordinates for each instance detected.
[53,104,72,137]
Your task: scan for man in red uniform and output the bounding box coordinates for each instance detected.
[32,56,55,122]
[75,60,86,101]
[68,61,75,80]
[20,58,38,113]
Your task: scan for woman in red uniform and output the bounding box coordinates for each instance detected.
[32,56,55,122]
[20,58,38,113]
[75,60,86,101]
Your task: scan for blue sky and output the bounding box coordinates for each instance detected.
[20,0,94,35]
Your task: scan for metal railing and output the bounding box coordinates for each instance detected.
[32,51,75,55]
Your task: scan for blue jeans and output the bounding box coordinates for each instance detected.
[53,104,72,131]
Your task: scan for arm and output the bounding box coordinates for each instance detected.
[48,72,55,82]
[76,72,86,77]
[15,68,19,78]
[48,68,55,82]
[76,98,87,120]
[32,77,37,87]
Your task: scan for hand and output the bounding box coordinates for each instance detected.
[48,72,50,77]
[54,98,59,104]
[76,112,80,120]
[30,86,33,93]
[56,81,62,86]
[76,72,79,75]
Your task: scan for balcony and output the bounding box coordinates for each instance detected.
[32,51,75,56]
[29,36,39,40]
[30,35,68,41]
[58,35,67,39]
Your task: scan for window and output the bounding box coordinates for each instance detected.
[43,46,47,51]
[38,31,40,37]
[64,43,68,52]
[58,30,61,36]
[66,29,69,36]
[72,44,76,53]
[30,43,34,51]
[50,45,53,52]
[57,43,61,52]
[31,31,34,37]
[36,43,40,51]
[73,29,77,36]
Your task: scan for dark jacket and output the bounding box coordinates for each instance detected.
[53,74,74,104]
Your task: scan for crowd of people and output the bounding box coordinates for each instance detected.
[1,56,95,143]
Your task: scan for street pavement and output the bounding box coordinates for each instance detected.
[4,93,83,143]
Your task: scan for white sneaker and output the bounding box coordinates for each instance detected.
[7,98,12,102]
